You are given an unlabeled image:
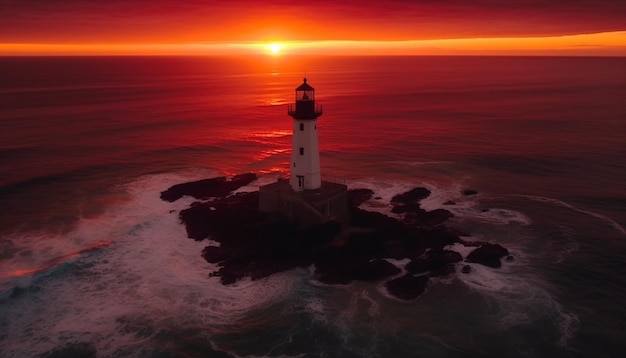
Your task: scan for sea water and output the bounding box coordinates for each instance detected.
[0,56,625,357]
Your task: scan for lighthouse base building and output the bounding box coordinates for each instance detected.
[259,179,348,227]
[259,78,348,227]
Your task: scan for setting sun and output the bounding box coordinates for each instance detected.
[267,43,284,55]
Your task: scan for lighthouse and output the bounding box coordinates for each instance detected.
[288,78,323,191]
[258,78,348,227]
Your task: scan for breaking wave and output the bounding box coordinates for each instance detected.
[515,194,626,236]
[0,171,298,357]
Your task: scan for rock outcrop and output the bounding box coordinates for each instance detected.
[385,274,429,301]
[466,243,510,268]
[162,174,511,300]
[160,173,257,202]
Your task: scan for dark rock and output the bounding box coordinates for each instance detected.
[462,189,478,196]
[415,225,462,250]
[443,200,456,205]
[366,228,425,260]
[461,265,472,274]
[302,220,343,247]
[505,255,515,262]
[405,249,462,274]
[403,208,453,227]
[160,173,257,202]
[404,259,430,274]
[313,246,360,285]
[349,207,401,229]
[387,187,453,227]
[429,264,456,277]
[391,187,431,205]
[201,246,233,263]
[385,274,429,300]
[391,201,422,214]
[353,259,401,281]
[345,231,387,257]
[161,176,509,290]
[179,191,264,241]
[466,243,510,268]
[448,228,471,237]
[348,188,374,206]
[390,187,431,216]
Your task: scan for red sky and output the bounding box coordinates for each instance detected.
[1,0,625,55]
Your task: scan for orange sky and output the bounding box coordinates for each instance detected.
[1,0,626,56]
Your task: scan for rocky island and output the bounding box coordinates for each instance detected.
[161,173,511,300]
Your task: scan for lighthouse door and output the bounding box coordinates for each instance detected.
[297,175,304,189]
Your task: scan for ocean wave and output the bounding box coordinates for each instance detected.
[347,177,531,226]
[387,160,455,167]
[515,194,626,236]
[1,171,587,356]
[420,183,532,226]
[302,297,328,324]
[454,246,579,348]
[347,178,416,217]
[0,171,299,356]
[0,241,112,300]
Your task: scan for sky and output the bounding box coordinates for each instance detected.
[1,0,626,56]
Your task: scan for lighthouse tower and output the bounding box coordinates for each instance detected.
[258,78,347,227]
[288,78,323,191]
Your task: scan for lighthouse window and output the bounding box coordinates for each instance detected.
[293,162,296,168]
[299,123,304,131]
[299,147,304,155]
[314,124,317,130]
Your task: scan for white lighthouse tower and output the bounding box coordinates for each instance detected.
[288,78,323,191]
[258,78,348,227]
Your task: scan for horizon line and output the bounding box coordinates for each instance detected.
[1,31,625,56]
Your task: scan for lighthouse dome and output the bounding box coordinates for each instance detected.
[295,78,315,91]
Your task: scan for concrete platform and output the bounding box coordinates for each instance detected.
[259,179,349,227]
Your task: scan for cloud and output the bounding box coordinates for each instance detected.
[1,0,625,43]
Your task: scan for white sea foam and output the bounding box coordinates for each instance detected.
[456,254,578,347]
[383,258,411,275]
[347,178,461,221]
[0,169,221,294]
[347,178,417,217]
[232,172,283,194]
[418,181,467,212]
[338,177,580,347]
[0,172,585,355]
[303,297,328,324]
[443,242,477,259]
[515,194,626,236]
[359,289,380,317]
[0,171,298,357]
[347,178,531,227]
[466,208,531,226]
[425,187,530,226]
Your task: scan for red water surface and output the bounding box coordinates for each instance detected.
[1,56,625,231]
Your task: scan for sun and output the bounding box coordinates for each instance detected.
[267,43,284,55]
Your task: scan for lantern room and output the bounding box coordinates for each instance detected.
[296,78,315,101]
[288,78,322,120]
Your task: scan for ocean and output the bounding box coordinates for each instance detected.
[0,55,625,357]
